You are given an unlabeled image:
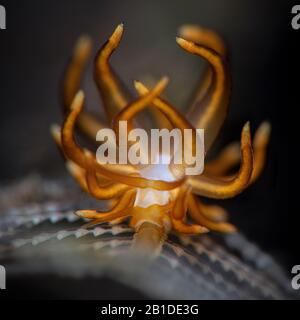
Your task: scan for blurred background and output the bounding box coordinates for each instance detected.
[0,0,295,269]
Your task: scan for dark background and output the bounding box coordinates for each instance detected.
[0,0,296,269]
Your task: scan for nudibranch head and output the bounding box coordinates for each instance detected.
[51,24,270,254]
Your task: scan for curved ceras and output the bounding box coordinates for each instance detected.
[51,24,271,256]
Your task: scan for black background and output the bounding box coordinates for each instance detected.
[0,0,297,271]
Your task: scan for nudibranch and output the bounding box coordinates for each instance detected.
[51,24,270,255]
